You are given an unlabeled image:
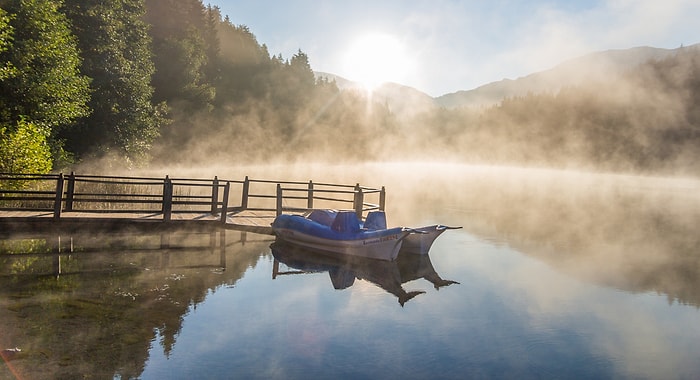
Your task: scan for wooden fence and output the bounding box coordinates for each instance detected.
[0,172,385,226]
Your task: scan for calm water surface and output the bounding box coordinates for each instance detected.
[1,164,699,379]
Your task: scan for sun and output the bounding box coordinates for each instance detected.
[341,33,411,91]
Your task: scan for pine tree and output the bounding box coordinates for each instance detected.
[289,49,315,90]
[145,0,215,111]
[61,0,166,165]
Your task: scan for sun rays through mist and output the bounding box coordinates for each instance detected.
[341,32,413,92]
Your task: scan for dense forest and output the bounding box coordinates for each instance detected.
[0,0,380,171]
[407,47,700,174]
[1,0,699,175]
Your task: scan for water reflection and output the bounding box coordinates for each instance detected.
[1,164,699,379]
[364,164,700,308]
[271,241,458,306]
[0,230,272,380]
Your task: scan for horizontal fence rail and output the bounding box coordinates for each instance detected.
[0,173,386,228]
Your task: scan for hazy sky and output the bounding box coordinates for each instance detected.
[208,0,699,96]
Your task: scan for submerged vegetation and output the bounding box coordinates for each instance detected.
[0,0,699,175]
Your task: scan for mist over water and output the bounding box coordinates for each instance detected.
[97,161,700,305]
[40,157,700,305]
[237,162,700,307]
[136,162,700,379]
[2,162,700,379]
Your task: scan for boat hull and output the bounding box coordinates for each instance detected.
[272,213,409,261]
[273,227,409,261]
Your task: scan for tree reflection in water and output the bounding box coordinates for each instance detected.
[0,230,272,380]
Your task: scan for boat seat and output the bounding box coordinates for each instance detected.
[363,211,387,230]
[331,211,361,233]
[307,209,337,226]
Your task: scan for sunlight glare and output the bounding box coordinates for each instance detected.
[342,33,411,91]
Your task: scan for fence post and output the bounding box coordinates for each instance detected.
[241,176,250,210]
[220,181,230,224]
[162,176,173,222]
[379,186,386,211]
[353,184,363,219]
[276,183,283,216]
[210,176,219,214]
[53,173,64,220]
[65,172,75,212]
[307,180,314,210]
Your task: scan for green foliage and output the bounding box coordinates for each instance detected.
[0,8,17,80]
[0,119,52,176]
[212,22,275,104]
[154,32,215,109]
[145,0,216,111]
[60,0,166,165]
[0,0,90,131]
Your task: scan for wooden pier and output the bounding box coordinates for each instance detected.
[0,173,385,236]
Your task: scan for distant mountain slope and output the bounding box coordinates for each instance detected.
[436,44,699,108]
[315,72,436,117]
[314,72,359,90]
[316,43,699,113]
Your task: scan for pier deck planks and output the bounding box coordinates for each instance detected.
[0,209,279,236]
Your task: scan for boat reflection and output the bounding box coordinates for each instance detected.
[271,241,459,306]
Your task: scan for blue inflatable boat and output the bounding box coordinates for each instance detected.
[271,210,411,261]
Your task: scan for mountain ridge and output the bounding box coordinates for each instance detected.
[314,72,436,117]
[435,44,700,108]
[317,43,700,110]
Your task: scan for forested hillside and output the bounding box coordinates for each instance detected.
[1,0,699,175]
[405,47,700,174]
[0,0,398,171]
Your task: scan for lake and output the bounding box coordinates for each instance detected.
[2,164,699,379]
